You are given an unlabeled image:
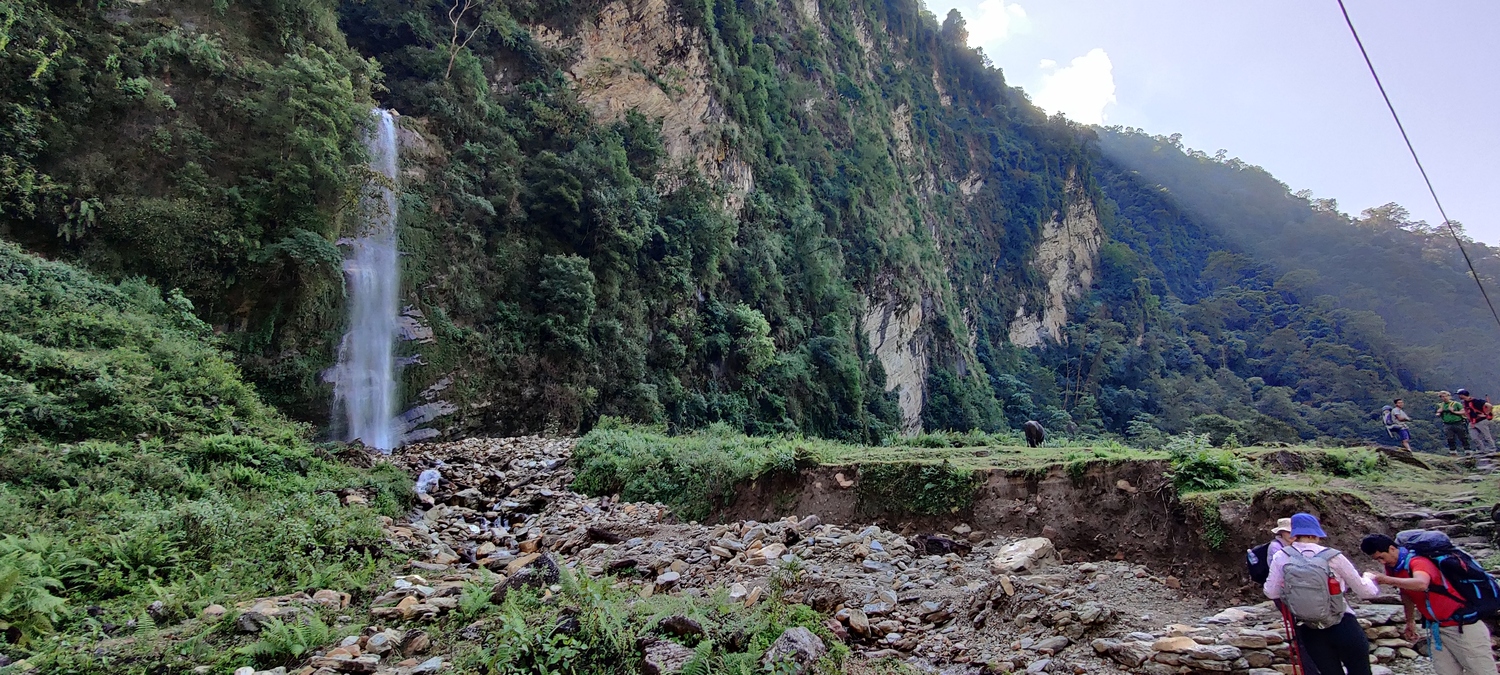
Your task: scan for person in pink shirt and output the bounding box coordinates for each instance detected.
[1264,513,1379,675]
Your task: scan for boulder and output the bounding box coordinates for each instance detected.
[642,639,695,675]
[761,627,827,674]
[989,538,1059,574]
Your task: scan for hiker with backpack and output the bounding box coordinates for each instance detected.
[1248,518,1320,675]
[1362,531,1500,675]
[1437,391,1474,456]
[1264,513,1379,675]
[1458,390,1496,454]
[1382,399,1413,453]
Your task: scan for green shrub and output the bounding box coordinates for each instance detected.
[0,243,290,445]
[571,421,796,522]
[472,571,844,675]
[241,615,340,668]
[0,536,87,645]
[1166,434,1251,492]
[1315,448,1383,477]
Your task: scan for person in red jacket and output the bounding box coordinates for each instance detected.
[1362,534,1498,675]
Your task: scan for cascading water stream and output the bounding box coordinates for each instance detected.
[331,108,401,451]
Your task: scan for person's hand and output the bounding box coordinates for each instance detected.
[1402,622,1420,642]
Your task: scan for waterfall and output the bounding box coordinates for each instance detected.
[331,108,401,451]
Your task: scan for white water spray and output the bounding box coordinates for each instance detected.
[331,108,401,451]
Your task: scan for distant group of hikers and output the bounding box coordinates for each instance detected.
[1381,389,1496,456]
[1247,513,1500,675]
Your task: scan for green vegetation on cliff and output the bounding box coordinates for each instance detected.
[1,0,1484,450]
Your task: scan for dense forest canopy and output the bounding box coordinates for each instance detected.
[0,0,1486,451]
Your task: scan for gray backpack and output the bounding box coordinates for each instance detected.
[1282,547,1348,629]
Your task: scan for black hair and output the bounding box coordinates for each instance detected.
[1393,398,1402,405]
[1361,533,1395,555]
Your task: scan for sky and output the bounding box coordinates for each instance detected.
[928,0,1500,243]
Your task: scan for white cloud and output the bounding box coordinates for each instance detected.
[1032,48,1117,124]
[965,0,1030,49]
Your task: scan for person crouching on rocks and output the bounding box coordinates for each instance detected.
[1264,513,1379,675]
[1361,533,1499,675]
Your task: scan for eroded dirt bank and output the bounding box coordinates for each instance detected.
[720,461,1394,597]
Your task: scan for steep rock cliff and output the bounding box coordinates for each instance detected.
[532,0,754,203]
[1007,180,1104,347]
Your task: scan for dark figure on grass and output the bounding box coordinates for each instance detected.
[1023,420,1045,448]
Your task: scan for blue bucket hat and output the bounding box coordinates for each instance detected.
[1290,512,1327,538]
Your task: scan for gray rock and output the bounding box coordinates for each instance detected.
[410,657,444,673]
[1185,644,1241,661]
[236,611,272,633]
[642,639,695,675]
[762,627,827,674]
[658,615,704,638]
[847,609,870,636]
[1034,636,1070,653]
[1110,641,1155,668]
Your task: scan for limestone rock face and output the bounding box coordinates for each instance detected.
[1008,178,1104,348]
[861,293,929,434]
[532,0,753,207]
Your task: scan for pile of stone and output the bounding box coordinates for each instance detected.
[199,590,352,633]
[1089,603,1417,675]
[229,625,444,675]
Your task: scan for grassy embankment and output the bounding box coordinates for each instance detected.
[0,243,412,672]
[573,419,1491,526]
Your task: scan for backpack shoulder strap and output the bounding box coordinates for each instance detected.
[1315,547,1342,562]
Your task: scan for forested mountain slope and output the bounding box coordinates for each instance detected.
[0,0,1467,448]
[1097,128,1500,393]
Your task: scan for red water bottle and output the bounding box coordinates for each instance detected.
[1328,575,1342,595]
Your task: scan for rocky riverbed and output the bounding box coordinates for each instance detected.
[226,437,1495,674]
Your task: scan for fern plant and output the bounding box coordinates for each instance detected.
[240,615,336,668]
[0,534,94,644]
[0,561,67,645]
[481,612,584,675]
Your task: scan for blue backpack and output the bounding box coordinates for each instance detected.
[1396,530,1500,624]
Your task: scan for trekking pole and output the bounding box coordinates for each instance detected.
[1280,603,1302,675]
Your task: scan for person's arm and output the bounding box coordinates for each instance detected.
[1374,569,1431,592]
[1263,550,1286,599]
[1332,554,1380,598]
[1401,594,1420,641]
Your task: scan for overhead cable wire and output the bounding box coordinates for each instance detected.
[1336,0,1500,332]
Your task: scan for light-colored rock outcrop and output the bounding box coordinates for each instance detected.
[532,0,752,206]
[862,294,927,435]
[1008,180,1103,347]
